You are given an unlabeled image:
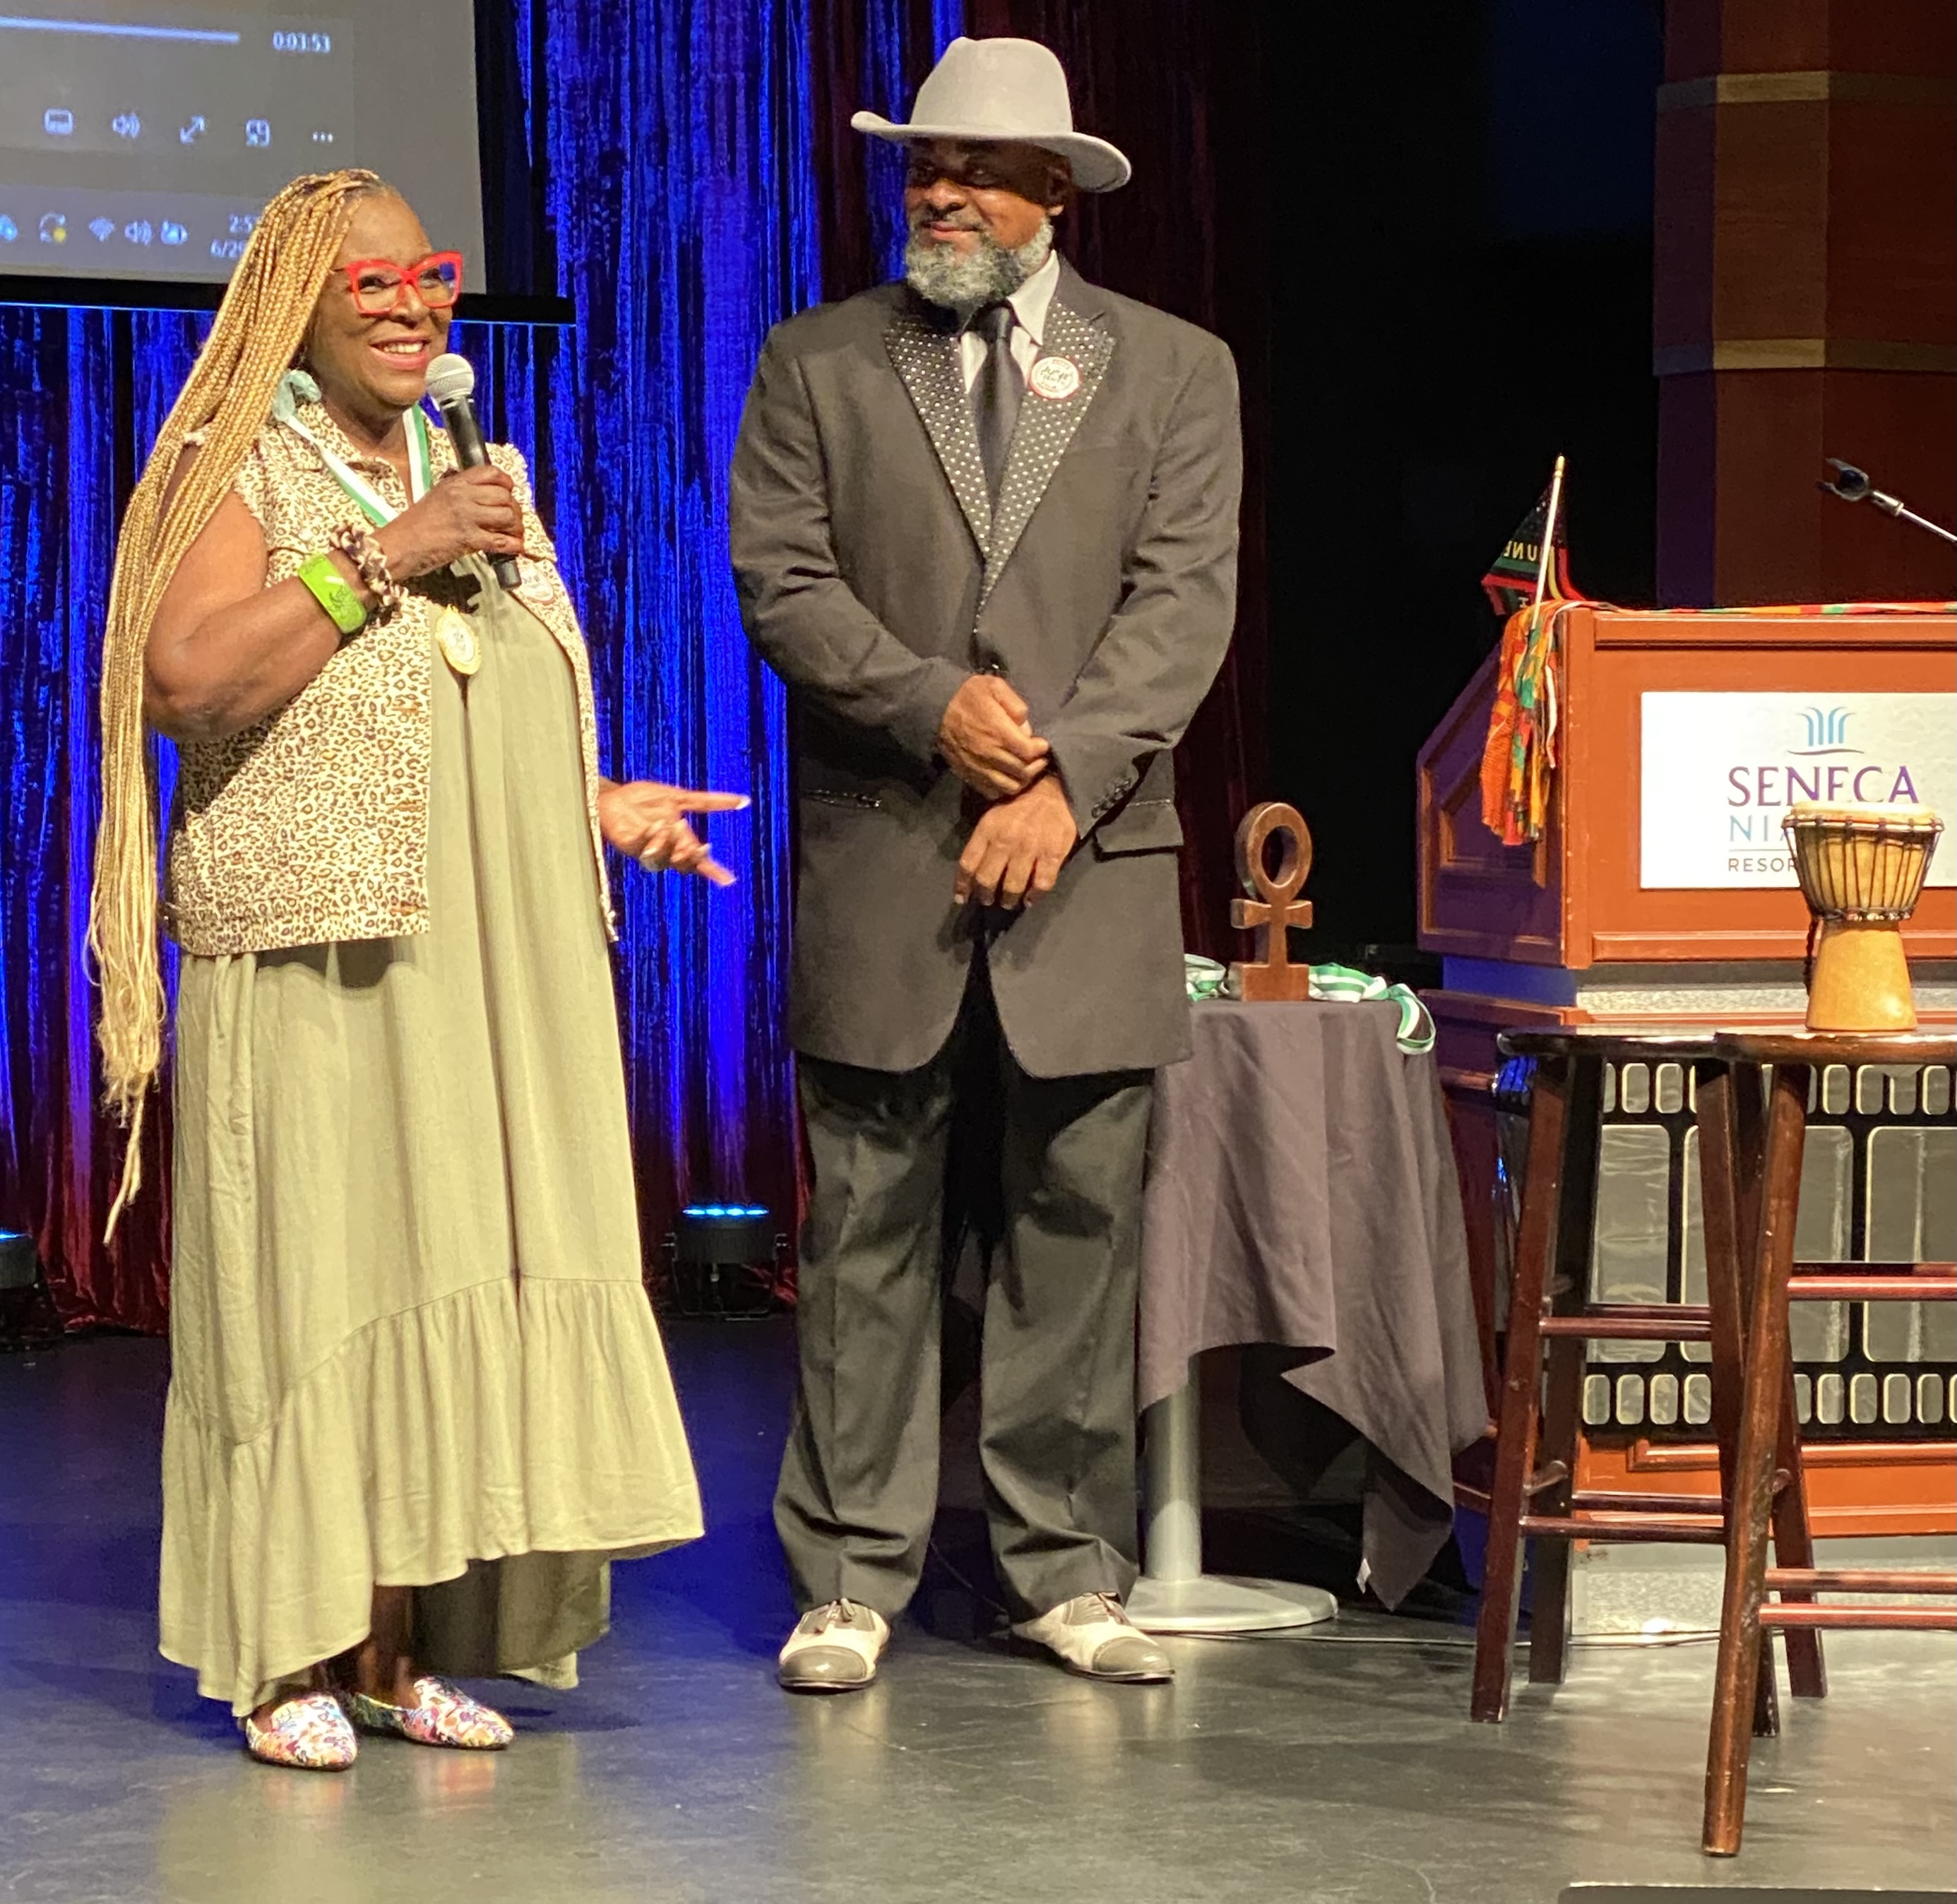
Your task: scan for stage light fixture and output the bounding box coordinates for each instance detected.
[659,1204,781,1321]
[0,1229,59,1352]
[0,1231,36,1292]
[674,1203,775,1263]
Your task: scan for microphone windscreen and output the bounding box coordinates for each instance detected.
[424,353,477,408]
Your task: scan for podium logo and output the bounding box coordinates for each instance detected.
[1727,708,1922,844]
[1641,689,1954,891]
[1792,706,1854,754]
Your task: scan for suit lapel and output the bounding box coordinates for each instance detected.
[886,305,992,559]
[979,297,1114,609]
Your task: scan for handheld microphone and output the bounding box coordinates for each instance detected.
[424,353,523,590]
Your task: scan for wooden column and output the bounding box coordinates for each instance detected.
[1655,1,1956,605]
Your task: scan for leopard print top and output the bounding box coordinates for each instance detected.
[163,401,614,955]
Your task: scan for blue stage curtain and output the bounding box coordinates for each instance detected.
[809,0,965,301]
[0,0,962,1329]
[471,0,826,1275]
[859,0,970,277]
[1,310,201,1328]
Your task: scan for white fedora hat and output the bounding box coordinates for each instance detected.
[852,36,1131,194]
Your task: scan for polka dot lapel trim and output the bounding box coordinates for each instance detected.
[980,301,1114,609]
[886,314,994,559]
[886,297,1116,604]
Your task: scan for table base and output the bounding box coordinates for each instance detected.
[1133,1376,1340,1634]
[1128,1573,1337,1634]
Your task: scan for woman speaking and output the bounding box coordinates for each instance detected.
[91,170,724,1770]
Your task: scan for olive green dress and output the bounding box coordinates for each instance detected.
[160,563,702,1716]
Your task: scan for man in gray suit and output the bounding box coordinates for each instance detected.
[731,36,1241,1691]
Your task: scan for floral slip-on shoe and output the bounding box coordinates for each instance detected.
[340,1677,514,1750]
[242,1691,359,1771]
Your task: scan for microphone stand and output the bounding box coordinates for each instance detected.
[1818,458,1957,546]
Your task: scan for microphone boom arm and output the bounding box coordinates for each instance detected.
[1819,458,1957,547]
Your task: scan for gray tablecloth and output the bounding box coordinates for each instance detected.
[1138,998,1487,1607]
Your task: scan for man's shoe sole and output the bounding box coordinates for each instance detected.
[778,1671,876,1693]
[1056,1658,1174,1684]
[1009,1631,1174,1684]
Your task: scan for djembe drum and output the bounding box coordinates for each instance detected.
[1781,801,1944,1030]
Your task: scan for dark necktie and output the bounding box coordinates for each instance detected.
[969,301,1021,507]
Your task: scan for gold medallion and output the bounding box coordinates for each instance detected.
[433,605,482,677]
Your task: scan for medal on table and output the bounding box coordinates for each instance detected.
[433,605,482,677]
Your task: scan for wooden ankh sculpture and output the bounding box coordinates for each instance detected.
[1228,802,1315,1001]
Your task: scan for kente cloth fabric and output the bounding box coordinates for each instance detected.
[1478,597,1573,848]
[160,561,701,1716]
[1473,597,1956,850]
[1137,999,1487,1607]
[1661,600,1956,615]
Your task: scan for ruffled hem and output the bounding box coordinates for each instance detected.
[159,1276,702,1715]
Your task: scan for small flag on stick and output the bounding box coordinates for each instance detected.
[1480,465,1574,617]
[1480,458,1574,846]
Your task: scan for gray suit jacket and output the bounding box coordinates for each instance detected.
[730,261,1242,1078]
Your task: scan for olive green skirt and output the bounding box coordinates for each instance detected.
[161,570,701,1716]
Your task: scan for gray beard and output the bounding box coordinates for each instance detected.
[903,218,1053,319]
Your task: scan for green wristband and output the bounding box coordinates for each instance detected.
[297,552,369,638]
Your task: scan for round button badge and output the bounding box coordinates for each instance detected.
[1028,355,1082,401]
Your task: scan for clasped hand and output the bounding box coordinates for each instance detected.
[953,773,1078,912]
[599,780,749,886]
[939,673,1076,910]
[937,674,1049,802]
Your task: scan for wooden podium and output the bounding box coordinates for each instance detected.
[1420,605,1956,1540]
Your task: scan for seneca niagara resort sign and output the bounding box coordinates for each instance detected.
[1639,691,1957,890]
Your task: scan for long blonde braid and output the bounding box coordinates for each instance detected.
[91,167,386,1234]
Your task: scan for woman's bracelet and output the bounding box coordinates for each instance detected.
[295,553,369,639]
[327,520,406,621]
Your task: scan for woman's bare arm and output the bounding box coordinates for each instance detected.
[144,447,528,744]
[143,447,352,744]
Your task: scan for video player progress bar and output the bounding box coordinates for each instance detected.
[0,13,240,41]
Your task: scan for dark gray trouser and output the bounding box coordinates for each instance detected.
[775,968,1153,1623]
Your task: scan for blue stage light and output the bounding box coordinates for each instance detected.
[663,1201,778,1320]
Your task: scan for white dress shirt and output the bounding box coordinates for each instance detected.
[958,251,1060,391]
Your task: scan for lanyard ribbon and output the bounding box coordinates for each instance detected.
[273,370,434,524]
[1182,955,1436,1056]
[1302,963,1436,1055]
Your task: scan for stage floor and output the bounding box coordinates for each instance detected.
[1,1324,1951,1904]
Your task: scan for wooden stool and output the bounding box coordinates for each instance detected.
[1470,1027,1824,1726]
[1701,1028,1957,1857]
